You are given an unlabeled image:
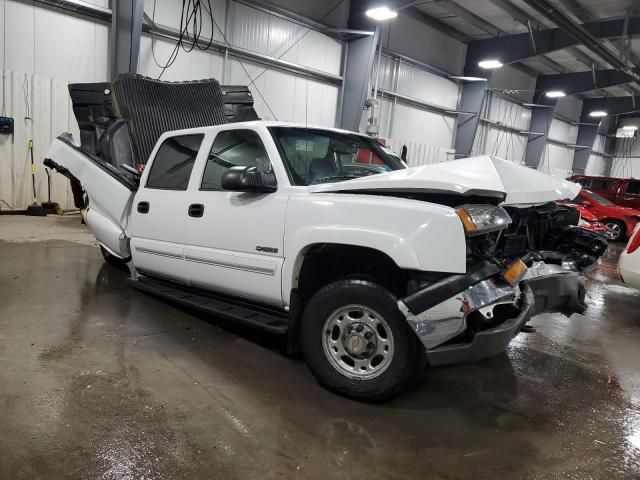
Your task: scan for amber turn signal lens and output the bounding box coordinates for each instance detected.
[455,208,477,233]
[503,259,528,285]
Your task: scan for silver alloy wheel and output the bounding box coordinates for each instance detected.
[322,304,395,380]
[606,222,622,240]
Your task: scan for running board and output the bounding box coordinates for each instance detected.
[128,276,289,334]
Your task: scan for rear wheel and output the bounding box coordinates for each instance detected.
[100,245,129,270]
[300,279,425,402]
[605,220,625,241]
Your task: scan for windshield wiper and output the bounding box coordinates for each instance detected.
[309,175,360,185]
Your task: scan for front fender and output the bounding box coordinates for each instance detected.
[282,193,467,302]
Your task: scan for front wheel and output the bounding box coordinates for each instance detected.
[605,220,626,241]
[300,279,425,402]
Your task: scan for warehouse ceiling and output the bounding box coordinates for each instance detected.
[411,0,640,97]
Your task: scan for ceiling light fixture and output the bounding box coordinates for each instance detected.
[589,111,608,118]
[545,90,566,98]
[449,76,488,82]
[365,6,398,21]
[478,59,503,69]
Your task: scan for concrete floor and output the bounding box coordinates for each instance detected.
[1,215,639,479]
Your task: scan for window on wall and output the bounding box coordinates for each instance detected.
[201,130,273,191]
[146,134,204,190]
[626,181,640,195]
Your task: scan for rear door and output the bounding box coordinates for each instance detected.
[617,180,640,209]
[128,133,205,283]
[586,178,616,202]
[183,127,288,306]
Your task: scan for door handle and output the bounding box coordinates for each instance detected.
[137,201,150,214]
[188,203,205,218]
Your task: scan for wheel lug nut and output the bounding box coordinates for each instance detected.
[356,324,364,332]
[364,331,373,339]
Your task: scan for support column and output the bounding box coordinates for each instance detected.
[110,0,145,79]
[571,123,600,174]
[338,30,379,131]
[453,79,490,158]
[524,99,557,169]
[603,118,619,176]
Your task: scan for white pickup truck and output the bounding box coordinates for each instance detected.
[45,75,607,401]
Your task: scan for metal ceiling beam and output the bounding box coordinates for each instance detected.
[536,69,640,96]
[581,96,640,121]
[466,15,640,67]
[431,0,565,74]
[550,0,640,96]
[402,6,473,42]
[487,0,599,72]
[431,0,501,37]
[518,0,640,87]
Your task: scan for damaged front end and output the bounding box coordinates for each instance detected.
[398,202,608,366]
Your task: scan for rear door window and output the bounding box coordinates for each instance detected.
[146,134,204,190]
[626,181,640,194]
[589,179,612,191]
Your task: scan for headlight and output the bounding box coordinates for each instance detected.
[455,204,512,236]
[578,218,590,227]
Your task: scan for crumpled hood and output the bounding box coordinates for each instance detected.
[309,155,581,206]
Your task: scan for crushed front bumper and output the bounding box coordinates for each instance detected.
[397,260,586,366]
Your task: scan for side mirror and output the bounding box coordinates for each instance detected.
[221,166,277,193]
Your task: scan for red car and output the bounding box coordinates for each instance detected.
[571,189,640,241]
[556,201,612,238]
[569,175,640,209]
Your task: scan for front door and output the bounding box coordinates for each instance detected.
[184,128,288,306]
[617,180,640,209]
[129,133,205,283]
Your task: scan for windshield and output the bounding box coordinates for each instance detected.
[269,127,406,186]
[577,190,615,206]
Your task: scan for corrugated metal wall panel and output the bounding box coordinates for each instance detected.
[396,62,458,109]
[138,36,226,81]
[0,71,79,211]
[385,138,454,166]
[228,1,342,75]
[486,95,530,131]
[586,154,608,176]
[143,0,226,42]
[472,124,527,163]
[549,118,578,145]
[542,144,574,174]
[2,0,108,82]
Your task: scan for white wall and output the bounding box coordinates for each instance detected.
[138,0,342,125]
[0,70,80,210]
[472,94,529,163]
[0,0,109,82]
[0,0,345,209]
[359,53,459,157]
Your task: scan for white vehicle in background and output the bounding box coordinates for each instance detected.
[44,75,608,401]
[618,225,640,290]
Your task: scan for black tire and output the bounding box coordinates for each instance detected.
[100,245,129,271]
[300,279,426,402]
[604,220,626,242]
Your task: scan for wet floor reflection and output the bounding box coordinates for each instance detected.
[1,232,639,479]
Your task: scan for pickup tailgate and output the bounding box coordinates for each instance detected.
[45,135,136,258]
